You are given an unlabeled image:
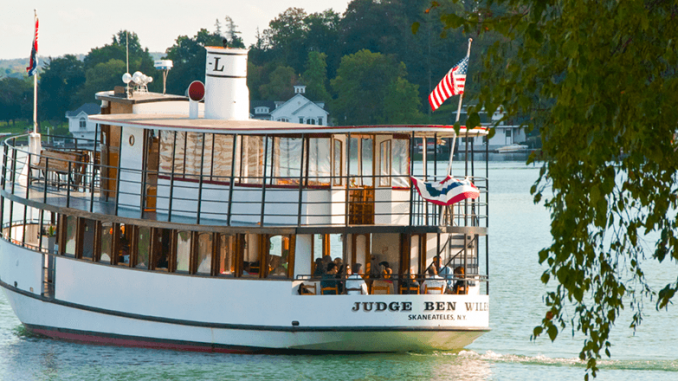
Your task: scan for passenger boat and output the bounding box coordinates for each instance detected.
[0,47,491,353]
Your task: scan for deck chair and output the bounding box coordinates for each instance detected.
[299,283,317,295]
[424,285,444,294]
[321,285,339,295]
[399,285,420,294]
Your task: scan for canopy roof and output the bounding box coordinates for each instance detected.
[88,113,488,137]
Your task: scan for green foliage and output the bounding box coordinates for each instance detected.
[76,59,127,104]
[302,52,331,101]
[442,0,678,378]
[38,55,85,124]
[259,65,296,101]
[0,77,33,125]
[163,29,223,95]
[331,49,422,125]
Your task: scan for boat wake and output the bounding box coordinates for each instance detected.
[412,350,678,372]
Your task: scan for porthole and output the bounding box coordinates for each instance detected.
[129,135,135,146]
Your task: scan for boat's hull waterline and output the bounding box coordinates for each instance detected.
[0,240,489,353]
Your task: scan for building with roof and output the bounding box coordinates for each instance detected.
[66,103,100,147]
[250,85,329,126]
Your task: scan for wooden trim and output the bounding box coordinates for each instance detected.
[259,234,267,279]
[111,223,120,265]
[169,230,177,273]
[287,234,296,279]
[419,233,426,276]
[210,233,219,277]
[75,217,85,259]
[93,221,102,262]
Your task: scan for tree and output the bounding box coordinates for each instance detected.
[0,77,32,125]
[331,49,421,125]
[438,0,678,378]
[259,65,296,101]
[38,55,85,125]
[223,16,245,48]
[264,7,309,73]
[383,77,424,124]
[163,29,223,95]
[302,52,331,102]
[75,59,127,105]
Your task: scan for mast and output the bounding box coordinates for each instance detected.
[447,38,473,177]
[32,10,38,134]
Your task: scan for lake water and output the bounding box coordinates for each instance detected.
[1,160,677,380]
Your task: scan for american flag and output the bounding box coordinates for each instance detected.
[428,56,468,112]
[26,16,39,77]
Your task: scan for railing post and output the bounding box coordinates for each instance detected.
[259,135,269,226]
[345,132,351,227]
[114,127,123,216]
[1,144,8,191]
[168,131,177,222]
[408,131,415,226]
[67,161,72,208]
[90,123,98,212]
[196,132,206,224]
[297,134,306,227]
[43,158,49,203]
[11,138,18,196]
[226,134,238,226]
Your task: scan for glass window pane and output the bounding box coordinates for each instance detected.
[118,224,130,265]
[333,140,342,186]
[362,138,373,187]
[274,137,302,185]
[219,235,235,276]
[392,139,410,188]
[212,134,235,182]
[380,140,391,187]
[349,138,359,183]
[176,231,191,272]
[242,136,263,184]
[154,229,171,271]
[308,138,330,186]
[267,235,290,278]
[136,227,150,269]
[82,219,96,260]
[100,223,113,264]
[65,216,77,256]
[196,233,213,275]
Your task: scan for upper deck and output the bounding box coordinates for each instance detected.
[1,123,488,236]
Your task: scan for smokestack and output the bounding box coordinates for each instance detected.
[204,47,249,120]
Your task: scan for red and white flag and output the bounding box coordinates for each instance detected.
[26,15,39,77]
[428,56,469,111]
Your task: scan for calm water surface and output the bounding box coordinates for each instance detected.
[1,160,677,380]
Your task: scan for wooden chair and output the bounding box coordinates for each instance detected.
[424,285,444,294]
[371,284,391,295]
[299,283,317,295]
[321,285,339,295]
[399,285,420,294]
[345,287,365,295]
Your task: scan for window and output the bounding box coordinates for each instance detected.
[306,118,316,125]
[277,118,289,122]
[153,228,171,271]
[240,136,264,184]
[64,216,77,256]
[308,138,331,186]
[136,227,150,269]
[266,235,291,278]
[218,234,236,276]
[505,129,512,137]
[318,117,323,126]
[196,233,213,275]
[299,117,304,124]
[175,231,191,272]
[273,137,303,185]
[333,139,343,186]
[211,134,237,182]
[361,138,374,187]
[392,139,410,188]
[380,140,391,187]
[79,118,86,130]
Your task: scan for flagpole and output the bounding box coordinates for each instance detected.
[447,37,473,177]
[32,10,38,134]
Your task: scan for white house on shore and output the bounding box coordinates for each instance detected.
[455,107,527,151]
[250,85,329,126]
[66,103,100,147]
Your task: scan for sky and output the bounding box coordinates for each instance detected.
[0,0,351,60]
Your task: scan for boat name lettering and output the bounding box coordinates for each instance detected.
[351,302,412,312]
[408,314,465,321]
[211,57,225,72]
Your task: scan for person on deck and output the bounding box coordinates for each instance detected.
[321,263,340,295]
[433,256,454,294]
[421,267,446,294]
[345,263,368,295]
[400,268,420,294]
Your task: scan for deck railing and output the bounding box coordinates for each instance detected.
[2,134,489,229]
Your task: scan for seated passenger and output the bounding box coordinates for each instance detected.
[345,263,368,295]
[400,270,420,294]
[379,262,393,280]
[321,263,340,295]
[433,256,454,294]
[452,266,467,294]
[313,258,325,277]
[421,267,446,294]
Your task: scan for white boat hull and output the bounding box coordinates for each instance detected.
[0,239,489,353]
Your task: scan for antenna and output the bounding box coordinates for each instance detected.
[154,60,173,94]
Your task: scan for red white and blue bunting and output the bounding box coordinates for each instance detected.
[411,176,479,206]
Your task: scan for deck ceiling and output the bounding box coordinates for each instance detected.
[88,114,489,137]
